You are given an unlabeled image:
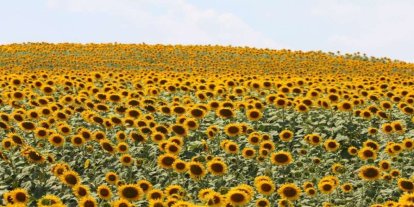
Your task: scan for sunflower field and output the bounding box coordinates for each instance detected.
[1,43,414,207]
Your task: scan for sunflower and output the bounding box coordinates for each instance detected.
[171,124,188,137]
[169,136,184,147]
[172,106,186,115]
[25,149,45,163]
[170,201,193,207]
[118,184,144,201]
[109,94,121,102]
[0,120,9,130]
[120,154,134,166]
[147,189,164,200]
[358,147,377,161]
[165,184,184,196]
[158,140,169,152]
[360,110,372,120]
[247,133,261,145]
[157,153,177,169]
[347,146,358,156]
[403,106,414,115]
[242,147,256,159]
[10,188,29,204]
[363,139,380,151]
[198,188,214,202]
[359,165,381,181]
[324,139,340,152]
[165,142,182,155]
[302,181,314,189]
[391,121,405,134]
[73,184,90,198]
[216,107,235,119]
[381,123,394,134]
[105,171,119,185]
[331,163,344,174]
[188,161,207,180]
[189,107,206,119]
[205,191,225,207]
[111,199,134,207]
[126,108,141,118]
[367,127,378,135]
[322,202,334,207]
[207,100,220,109]
[256,180,275,196]
[306,134,323,146]
[48,134,65,147]
[260,140,276,151]
[398,192,414,203]
[255,198,270,207]
[149,199,166,207]
[277,198,293,207]
[279,129,294,142]
[246,109,262,121]
[37,194,63,207]
[172,159,188,173]
[78,128,92,141]
[12,91,25,100]
[390,169,401,178]
[116,131,127,142]
[147,132,163,144]
[7,133,24,146]
[391,143,404,155]
[224,141,239,154]
[295,104,309,113]
[135,179,152,194]
[51,163,70,177]
[277,183,301,201]
[224,123,242,137]
[117,142,129,153]
[305,187,317,197]
[183,118,199,130]
[338,101,353,111]
[318,181,335,194]
[97,185,112,200]
[226,189,249,206]
[398,178,414,192]
[71,136,85,147]
[403,138,414,151]
[19,121,36,131]
[60,170,81,187]
[378,160,391,171]
[57,124,72,135]
[341,183,353,193]
[206,128,218,139]
[274,98,287,108]
[99,139,116,154]
[270,151,293,166]
[207,160,227,176]
[383,200,397,206]
[2,138,13,150]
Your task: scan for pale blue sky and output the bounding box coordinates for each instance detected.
[1,0,413,62]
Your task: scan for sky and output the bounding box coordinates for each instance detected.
[0,0,413,62]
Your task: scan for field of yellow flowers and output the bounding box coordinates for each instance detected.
[1,43,414,207]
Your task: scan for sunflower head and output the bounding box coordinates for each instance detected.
[270,151,293,166]
[207,160,228,176]
[97,185,112,200]
[279,129,294,142]
[277,183,301,201]
[187,161,207,180]
[359,165,381,181]
[10,188,30,204]
[118,184,144,201]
